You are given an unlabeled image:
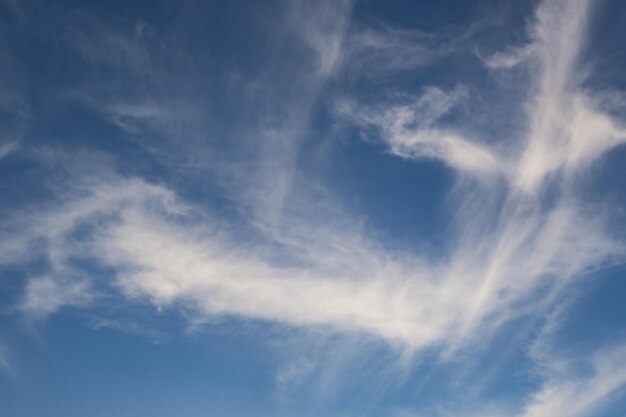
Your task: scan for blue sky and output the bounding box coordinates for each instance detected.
[1,0,626,416]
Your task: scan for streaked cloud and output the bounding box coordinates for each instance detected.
[519,343,626,417]
[20,275,93,319]
[337,86,502,176]
[0,140,19,160]
[0,0,625,415]
[0,0,621,357]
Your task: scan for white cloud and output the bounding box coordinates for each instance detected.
[337,86,503,176]
[0,140,19,160]
[1,1,625,412]
[2,1,623,361]
[21,275,93,318]
[289,0,353,77]
[344,26,445,74]
[513,0,626,193]
[329,0,626,360]
[519,344,626,417]
[3,164,619,356]
[345,0,626,194]
[0,96,28,162]
[483,45,533,70]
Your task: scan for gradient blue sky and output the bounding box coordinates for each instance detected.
[1,0,626,416]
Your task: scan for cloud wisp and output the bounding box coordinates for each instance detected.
[1,0,626,415]
[1,0,623,356]
[336,0,626,350]
[519,302,626,417]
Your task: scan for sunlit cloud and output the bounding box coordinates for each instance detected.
[1,0,625,415]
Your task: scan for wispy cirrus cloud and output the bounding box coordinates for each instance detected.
[342,26,448,75]
[20,275,93,319]
[0,0,625,414]
[0,97,28,162]
[0,140,19,160]
[342,0,626,192]
[519,347,626,417]
[337,85,502,176]
[2,0,623,356]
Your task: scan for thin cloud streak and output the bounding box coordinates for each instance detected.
[2,0,623,356]
[337,86,503,176]
[0,140,19,160]
[519,343,626,417]
[1,0,625,414]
